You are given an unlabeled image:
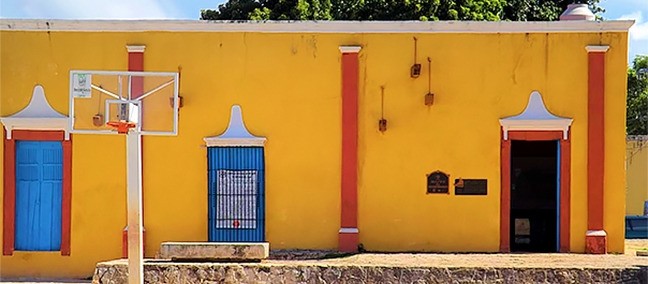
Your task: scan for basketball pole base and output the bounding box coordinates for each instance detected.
[126,131,143,284]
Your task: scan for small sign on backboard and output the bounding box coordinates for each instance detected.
[72,73,92,98]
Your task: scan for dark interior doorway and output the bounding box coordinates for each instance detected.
[510,140,558,252]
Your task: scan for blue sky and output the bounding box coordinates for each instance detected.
[0,0,646,64]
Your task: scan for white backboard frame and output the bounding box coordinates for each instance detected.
[69,70,180,136]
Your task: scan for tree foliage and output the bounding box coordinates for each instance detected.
[200,0,603,21]
[627,55,648,135]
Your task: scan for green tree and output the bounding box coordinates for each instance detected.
[202,0,332,20]
[627,55,648,135]
[200,0,603,21]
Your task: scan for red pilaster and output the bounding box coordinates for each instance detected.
[61,138,72,255]
[585,45,608,254]
[3,129,15,255]
[559,135,571,253]
[123,45,146,258]
[339,46,361,252]
[499,132,511,253]
[128,45,145,97]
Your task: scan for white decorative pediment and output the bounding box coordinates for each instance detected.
[204,105,266,147]
[499,91,573,140]
[1,85,70,140]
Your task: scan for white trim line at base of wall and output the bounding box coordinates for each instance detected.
[339,227,359,234]
[586,230,607,237]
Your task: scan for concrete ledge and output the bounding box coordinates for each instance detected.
[159,242,269,262]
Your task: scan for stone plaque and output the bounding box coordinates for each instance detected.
[454,179,487,195]
[427,171,449,194]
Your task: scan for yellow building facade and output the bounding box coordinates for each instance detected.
[626,137,648,216]
[0,19,632,278]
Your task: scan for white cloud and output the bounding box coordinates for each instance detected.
[619,11,648,40]
[17,0,178,19]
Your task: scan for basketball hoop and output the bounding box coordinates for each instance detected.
[107,121,136,134]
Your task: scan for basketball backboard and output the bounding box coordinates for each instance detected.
[69,70,179,135]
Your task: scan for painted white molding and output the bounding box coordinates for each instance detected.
[585,45,610,53]
[339,46,362,53]
[586,230,607,237]
[204,105,266,147]
[499,91,573,140]
[339,227,359,234]
[0,19,634,34]
[0,85,70,140]
[559,4,595,21]
[126,45,146,53]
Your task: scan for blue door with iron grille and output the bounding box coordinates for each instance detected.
[208,147,265,242]
[15,141,63,251]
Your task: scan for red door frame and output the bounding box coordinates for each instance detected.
[3,130,72,256]
[500,130,571,253]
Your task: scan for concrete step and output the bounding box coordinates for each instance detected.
[159,242,269,262]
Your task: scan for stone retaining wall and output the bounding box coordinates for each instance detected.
[93,260,648,284]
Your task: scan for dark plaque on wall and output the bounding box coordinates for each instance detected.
[427,171,449,194]
[454,179,487,195]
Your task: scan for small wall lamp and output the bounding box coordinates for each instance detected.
[169,95,184,109]
[170,65,184,110]
[424,57,435,106]
[410,37,421,78]
[379,86,388,132]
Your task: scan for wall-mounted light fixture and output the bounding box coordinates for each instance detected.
[424,57,434,106]
[410,37,421,78]
[379,86,387,132]
[92,114,104,127]
[169,96,184,109]
[93,84,105,126]
[170,65,184,109]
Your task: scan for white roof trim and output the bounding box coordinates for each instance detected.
[0,19,634,34]
[499,91,573,140]
[204,105,266,147]
[1,85,70,140]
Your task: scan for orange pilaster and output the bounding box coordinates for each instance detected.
[339,46,361,252]
[3,130,15,255]
[585,46,608,254]
[499,133,511,252]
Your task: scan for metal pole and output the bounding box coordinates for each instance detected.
[126,131,143,284]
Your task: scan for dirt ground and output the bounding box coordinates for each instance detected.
[625,239,648,256]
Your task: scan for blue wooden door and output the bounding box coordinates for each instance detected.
[15,141,63,251]
[208,147,265,242]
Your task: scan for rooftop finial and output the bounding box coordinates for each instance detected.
[560,3,595,21]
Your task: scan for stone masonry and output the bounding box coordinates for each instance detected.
[93,253,648,284]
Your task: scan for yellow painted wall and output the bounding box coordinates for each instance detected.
[626,139,648,216]
[0,27,628,278]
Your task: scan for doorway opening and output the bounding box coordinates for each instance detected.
[510,140,558,252]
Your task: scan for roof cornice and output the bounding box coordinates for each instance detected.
[0,19,634,33]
